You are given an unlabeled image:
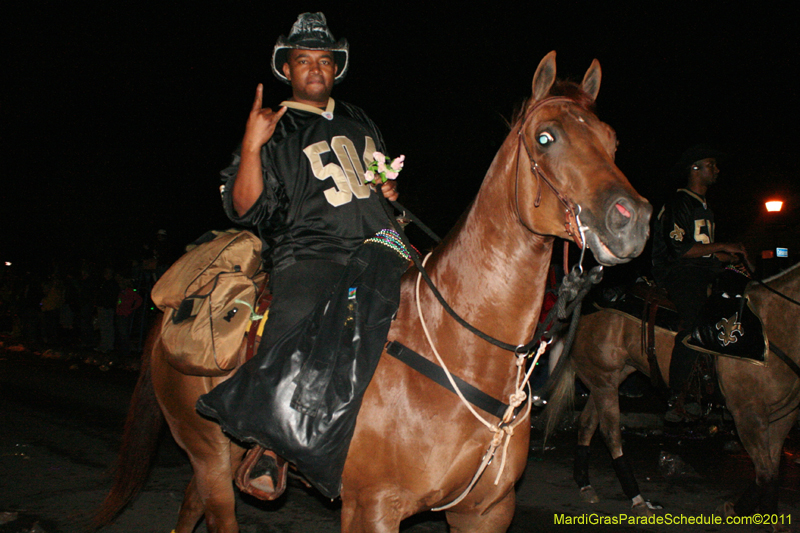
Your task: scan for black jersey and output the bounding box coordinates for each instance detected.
[651,188,717,282]
[221,99,392,272]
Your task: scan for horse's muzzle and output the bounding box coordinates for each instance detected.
[585,193,652,265]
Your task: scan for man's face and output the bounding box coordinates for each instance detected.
[282,49,337,106]
[691,158,719,186]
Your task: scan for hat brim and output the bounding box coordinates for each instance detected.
[675,145,727,170]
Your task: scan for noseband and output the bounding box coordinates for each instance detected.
[515,97,588,251]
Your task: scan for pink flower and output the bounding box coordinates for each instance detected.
[390,155,405,171]
[385,171,398,180]
[377,159,386,173]
[364,170,375,182]
[372,151,384,162]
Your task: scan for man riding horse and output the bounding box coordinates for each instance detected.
[651,145,753,421]
[203,12,400,497]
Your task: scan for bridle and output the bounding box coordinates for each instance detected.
[514,96,589,254]
[381,96,608,355]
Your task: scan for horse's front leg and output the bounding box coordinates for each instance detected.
[575,393,600,503]
[340,487,405,533]
[725,400,789,519]
[446,487,516,533]
[592,384,650,516]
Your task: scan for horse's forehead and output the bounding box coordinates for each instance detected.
[535,105,615,140]
[535,104,600,127]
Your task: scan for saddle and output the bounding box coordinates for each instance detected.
[632,283,677,389]
[596,280,768,390]
[593,281,678,388]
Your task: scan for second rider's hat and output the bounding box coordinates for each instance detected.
[674,144,727,173]
[271,12,349,85]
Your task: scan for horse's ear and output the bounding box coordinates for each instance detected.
[581,59,602,102]
[532,51,557,102]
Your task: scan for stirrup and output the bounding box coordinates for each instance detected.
[235,446,288,501]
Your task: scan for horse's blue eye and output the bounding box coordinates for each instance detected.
[538,132,555,145]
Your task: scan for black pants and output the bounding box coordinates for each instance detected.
[660,266,718,329]
[659,266,717,395]
[261,260,345,353]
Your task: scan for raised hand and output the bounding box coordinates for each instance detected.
[242,84,287,153]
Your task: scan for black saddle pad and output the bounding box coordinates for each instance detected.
[685,295,767,365]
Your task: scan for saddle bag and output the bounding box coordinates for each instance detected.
[151,230,264,376]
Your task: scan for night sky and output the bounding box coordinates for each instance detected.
[4,3,798,276]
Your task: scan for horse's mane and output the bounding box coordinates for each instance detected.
[512,80,597,127]
[762,260,800,284]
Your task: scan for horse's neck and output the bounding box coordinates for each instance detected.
[426,136,555,347]
[766,261,800,295]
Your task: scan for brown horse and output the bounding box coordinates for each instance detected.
[95,51,651,533]
[545,262,800,520]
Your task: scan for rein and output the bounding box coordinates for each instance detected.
[375,99,606,508]
[380,98,603,356]
[384,197,599,355]
[752,277,800,307]
[378,169,603,510]
[743,264,800,380]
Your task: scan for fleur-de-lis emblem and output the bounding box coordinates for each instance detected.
[669,224,685,242]
[716,313,744,346]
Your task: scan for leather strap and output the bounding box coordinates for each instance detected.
[770,341,800,380]
[235,446,288,501]
[385,340,508,419]
[642,288,667,389]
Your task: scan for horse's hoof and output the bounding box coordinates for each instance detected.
[579,486,600,504]
[632,501,654,517]
[714,501,736,518]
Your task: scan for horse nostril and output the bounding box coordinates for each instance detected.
[615,203,631,219]
[607,197,636,233]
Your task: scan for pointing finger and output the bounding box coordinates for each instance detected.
[251,84,263,112]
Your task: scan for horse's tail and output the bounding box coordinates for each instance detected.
[93,320,165,529]
[542,338,576,446]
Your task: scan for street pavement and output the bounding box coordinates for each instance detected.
[2,339,800,532]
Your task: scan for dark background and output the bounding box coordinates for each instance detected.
[3,2,798,276]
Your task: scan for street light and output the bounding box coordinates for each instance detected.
[765,200,783,212]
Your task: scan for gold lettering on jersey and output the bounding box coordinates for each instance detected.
[693,219,714,257]
[331,136,370,199]
[670,224,685,242]
[716,313,744,346]
[303,141,352,207]
[303,136,378,207]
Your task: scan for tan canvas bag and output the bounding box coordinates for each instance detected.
[151,230,264,376]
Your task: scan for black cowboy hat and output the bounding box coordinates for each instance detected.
[673,144,727,174]
[271,12,349,86]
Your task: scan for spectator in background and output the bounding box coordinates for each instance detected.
[40,272,65,344]
[115,276,142,362]
[95,267,118,354]
[75,263,98,348]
